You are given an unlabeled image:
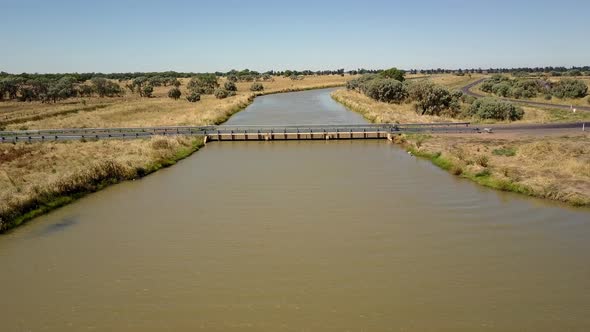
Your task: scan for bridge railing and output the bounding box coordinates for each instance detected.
[0,122,472,142]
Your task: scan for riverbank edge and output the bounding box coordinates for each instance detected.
[1,84,346,233]
[254,83,345,97]
[331,90,589,207]
[211,83,344,124]
[0,137,205,234]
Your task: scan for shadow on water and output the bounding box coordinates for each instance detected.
[34,216,78,237]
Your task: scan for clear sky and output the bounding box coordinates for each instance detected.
[1,0,588,73]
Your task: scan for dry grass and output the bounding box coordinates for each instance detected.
[0,136,203,232]
[332,78,590,206]
[396,133,590,206]
[332,88,590,124]
[331,89,456,124]
[407,73,486,90]
[0,75,351,130]
[0,75,352,231]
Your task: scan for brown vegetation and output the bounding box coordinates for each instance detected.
[1,75,351,130]
[0,136,204,232]
[332,74,590,206]
[0,75,351,232]
[395,133,590,206]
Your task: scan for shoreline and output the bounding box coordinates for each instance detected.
[331,89,590,207]
[1,137,205,234]
[0,84,346,234]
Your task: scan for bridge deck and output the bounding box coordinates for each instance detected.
[0,123,472,143]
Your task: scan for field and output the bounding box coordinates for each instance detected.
[0,75,351,130]
[0,75,351,232]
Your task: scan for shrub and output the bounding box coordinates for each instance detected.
[461,95,476,104]
[475,169,491,177]
[492,147,516,156]
[544,94,552,100]
[186,92,200,102]
[467,97,524,121]
[551,79,588,99]
[167,87,181,100]
[450,165,463,175]
[141,85,153,98]
[224,81,237,91]
[480,81,495,93]
[475,155,489,167]
[346,74,378,92]
[364,78,407,103]
[509,79,540,98]
[250,82,264,91]
[509,87,524,99]
[567,70,582,76]
[214,88,230,99]
[491,83,511,97]
[187,74,219,94]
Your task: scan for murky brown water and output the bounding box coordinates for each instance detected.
[1,88,590,331]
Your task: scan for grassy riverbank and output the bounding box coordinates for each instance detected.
[0,136,204,233]
[394,133,590,206]
[332,89,590,206]
[0,75,351,232]
[1,75,350,130]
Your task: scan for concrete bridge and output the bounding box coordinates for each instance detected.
[0,123,473,143]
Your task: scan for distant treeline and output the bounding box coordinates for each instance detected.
[2,66,589,81]
[1,66,589,103]
[408,66,590,76]
[0,69,353,81]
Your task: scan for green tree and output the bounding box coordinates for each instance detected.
[78,84,94,97]
[365,78,407,103]
[168,87,181,100]
[91,78,122,97]
[379,67,405,82]
[187,74,219,94]
[46,76,77,102]
[407,80,461,116]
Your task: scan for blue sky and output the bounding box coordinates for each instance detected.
[1,0,588,73]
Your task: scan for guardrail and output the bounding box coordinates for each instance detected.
[0,122,472,143]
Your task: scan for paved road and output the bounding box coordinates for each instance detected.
[461,78,590,112]
[1,122,587,143]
